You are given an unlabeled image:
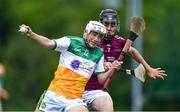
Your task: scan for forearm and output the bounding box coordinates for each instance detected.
[28,32,54,49]
[130,47,151,71]
[20,24,55,49]
[97,68,114,85]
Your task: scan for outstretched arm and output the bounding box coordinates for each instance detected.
[19,24,55,49]
[128,46,167,79]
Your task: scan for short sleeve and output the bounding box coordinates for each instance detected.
[53,36,70,52]
[94,55,105,75]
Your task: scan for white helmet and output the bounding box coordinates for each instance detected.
[84,21,106,39]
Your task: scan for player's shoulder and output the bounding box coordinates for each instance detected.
[67,36,82,40]
[67,36,84,43]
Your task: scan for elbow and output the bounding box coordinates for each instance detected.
[97,74,107,85]
[97,77,105,85]
[43,41,54,49]
[98,80,104,85]
[130,47,138,57]
[43,44,52,49]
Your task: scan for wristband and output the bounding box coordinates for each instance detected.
[118,51,126,61]
[121,51,126,57]
[128,31,138,42]
[51,39,57,50]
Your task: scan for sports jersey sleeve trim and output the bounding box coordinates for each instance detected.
[51,39,57,50]
[53,36,70,52]
[95,71,105,75]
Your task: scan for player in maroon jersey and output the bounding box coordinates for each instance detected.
[83,9,167,111]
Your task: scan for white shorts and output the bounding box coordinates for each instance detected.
[37,90,87,112]
[83,90,110,108]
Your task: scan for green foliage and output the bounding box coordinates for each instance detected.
[0,0,105,110]
[143,0,180,110]
[2,36,56,110]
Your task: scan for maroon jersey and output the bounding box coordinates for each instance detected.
[85,35,126,90]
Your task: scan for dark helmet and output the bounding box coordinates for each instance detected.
[99,9,119,23]
[99,9,120,39]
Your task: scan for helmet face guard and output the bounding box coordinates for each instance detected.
[102,20,118,28]
[86,21,106,34]
[99,9,119,23]
[84,21,106,39]
[83,21,107,48]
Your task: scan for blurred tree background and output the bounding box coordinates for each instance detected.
[0,0,179,111]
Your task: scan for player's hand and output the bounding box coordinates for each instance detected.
[104,62,112,71]
[112,60,123,70]
[19,24,32,37]
[147,67,167,80]
[104,61,123,71]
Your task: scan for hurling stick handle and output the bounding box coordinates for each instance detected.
[103,68,117,90]
[103,39,134,90]
[121,39,133,53]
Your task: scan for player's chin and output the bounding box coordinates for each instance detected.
[106,32,111,35]
[107,32,115,36]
